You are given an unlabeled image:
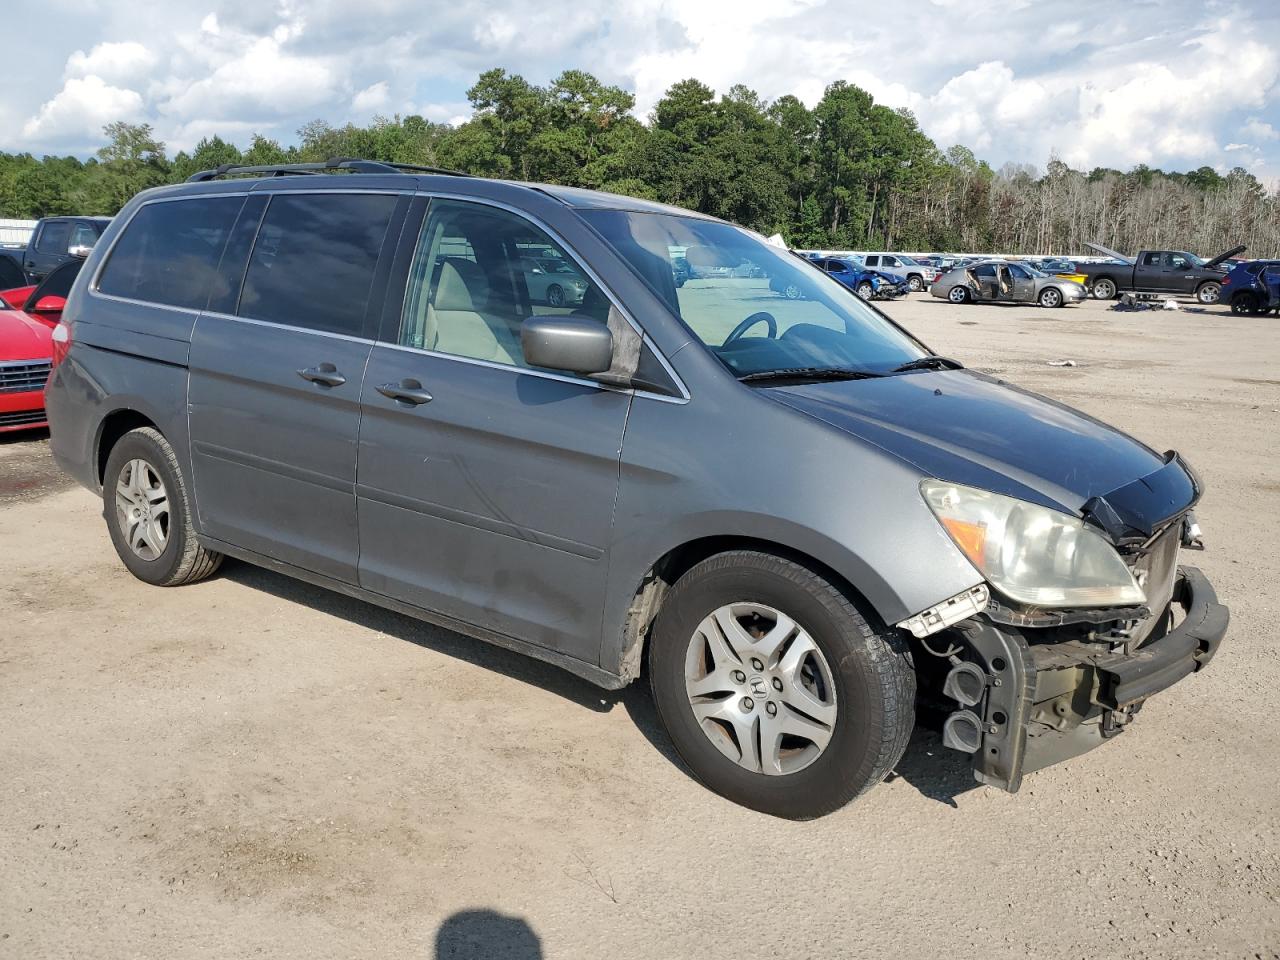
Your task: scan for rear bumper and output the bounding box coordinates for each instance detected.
[949,565,1227,792]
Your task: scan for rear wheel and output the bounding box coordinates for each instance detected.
[649,551,915,819]
[1092,277,1117,300]
[1196,281,1221,305]
[103,427,222,586]
[948,285,970,304]
[1230,293,1259,315]
[1038,287,1063,308]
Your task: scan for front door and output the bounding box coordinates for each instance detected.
[1008,263,1036,302]
[1164,252,1198,294]
[189,190,406,583]
[357,198,632,661]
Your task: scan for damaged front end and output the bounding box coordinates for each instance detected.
[902,454,1230,792]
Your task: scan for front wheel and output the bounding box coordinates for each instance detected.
[1230,293,1259,315]
[103,427,223,586]
[907,275,924,292]
[856,281,875,299]
[649,551,916,819]
[1038,287,1063,308]
[1196,281,1221,305]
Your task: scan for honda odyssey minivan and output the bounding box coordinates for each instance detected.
[45,159,1228,819]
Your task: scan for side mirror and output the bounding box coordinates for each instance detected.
[521,315,613,376]
[68,244,93,259]
[32,295,67,314]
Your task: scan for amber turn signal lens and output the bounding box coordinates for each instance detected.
[942,517,987,566]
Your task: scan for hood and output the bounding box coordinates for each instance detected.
[0,307,53,362]
[768,369,1196,537]
[1202,244,1247,271]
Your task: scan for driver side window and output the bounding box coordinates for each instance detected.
[400,200,610,367]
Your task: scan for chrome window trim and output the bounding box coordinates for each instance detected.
[405,190,690,403]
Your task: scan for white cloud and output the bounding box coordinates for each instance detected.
[1243,118,1279,142]
[352,81,389,114]
[65,41,157,85]
[22,75,144,143]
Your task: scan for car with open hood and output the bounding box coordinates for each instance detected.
[44,159,1228,818]
[1075,242,1245,304]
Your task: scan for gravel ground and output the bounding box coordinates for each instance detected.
[1,295,1278,959]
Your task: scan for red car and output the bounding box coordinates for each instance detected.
[0,259,80,432]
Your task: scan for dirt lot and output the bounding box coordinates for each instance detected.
[2,296,1278,959]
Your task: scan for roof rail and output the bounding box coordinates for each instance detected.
[185,156,471,183]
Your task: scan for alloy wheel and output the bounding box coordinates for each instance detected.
[546,284,565,307]
[683,602,838,776]
[948,286,968,303]
[1197,282,1220,305]
[114,458,170,560]
[1040,288,1062,308]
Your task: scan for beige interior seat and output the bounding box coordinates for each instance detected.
[425,258,525,365]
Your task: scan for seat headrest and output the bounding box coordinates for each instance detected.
[434,258,489,312]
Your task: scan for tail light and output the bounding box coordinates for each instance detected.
[50,322,71,368]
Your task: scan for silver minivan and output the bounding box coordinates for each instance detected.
[45,160,1227,818]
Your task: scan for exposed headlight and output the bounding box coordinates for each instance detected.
[921,480,1145,608]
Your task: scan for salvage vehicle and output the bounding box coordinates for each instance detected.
[1075,242,1244,304]
[0,216,110,284]
[931,259,1087,308]
[45,160,1229,819]
[1222,259,1280,315]
[521,255,589,307]
[812,256,909,300]
[0,296,54,433]
[860,252,934,291]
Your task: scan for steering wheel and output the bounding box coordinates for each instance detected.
[722,311,777,347]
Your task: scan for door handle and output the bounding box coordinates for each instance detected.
[376,379,433,405]
[297,363,347,387]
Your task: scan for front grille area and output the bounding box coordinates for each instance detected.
[0,409,47,427]
[0,359,52,394]
[1129,522,1182,644]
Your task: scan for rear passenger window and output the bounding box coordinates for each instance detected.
[98,198,243,310]
[399,199,610,367]
[239,193,397,336]
[36,221,70,254]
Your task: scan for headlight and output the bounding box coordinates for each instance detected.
[921,480,1145,608]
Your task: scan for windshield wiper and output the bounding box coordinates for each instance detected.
[737,366,884,384]
[890,355,964,373]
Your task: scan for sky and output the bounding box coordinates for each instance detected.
[2,0,1278,181]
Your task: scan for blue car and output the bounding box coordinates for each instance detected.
[812,256,909,300]
[1222,259,1280,314]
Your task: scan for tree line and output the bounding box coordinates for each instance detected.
[2,68,1276,258]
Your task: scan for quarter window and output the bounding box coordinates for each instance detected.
[35,221,70,254]
[399,199,609,367]
[239,193,398,336]
[98,197,244,310]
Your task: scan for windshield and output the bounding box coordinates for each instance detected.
[896,255,920,266]
[580,210,926,378]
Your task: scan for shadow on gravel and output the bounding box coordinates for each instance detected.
[223,561,624,714]
[887,726,980,808]
[435,909,542,960]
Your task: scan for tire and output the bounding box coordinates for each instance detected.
[1196,281,1221,305]
[855,281,874,300]
[648,551,916,819]
[103,427,223,587]
[907,274,924,292]
[1230,293,1259,315]
[546,284,565,307]
[1038,287,1063,308]
[782,283,802,300]
[1091,277,1117,300]
[948,285,970,304]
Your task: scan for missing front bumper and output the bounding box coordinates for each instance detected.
[946,565,1228,792]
